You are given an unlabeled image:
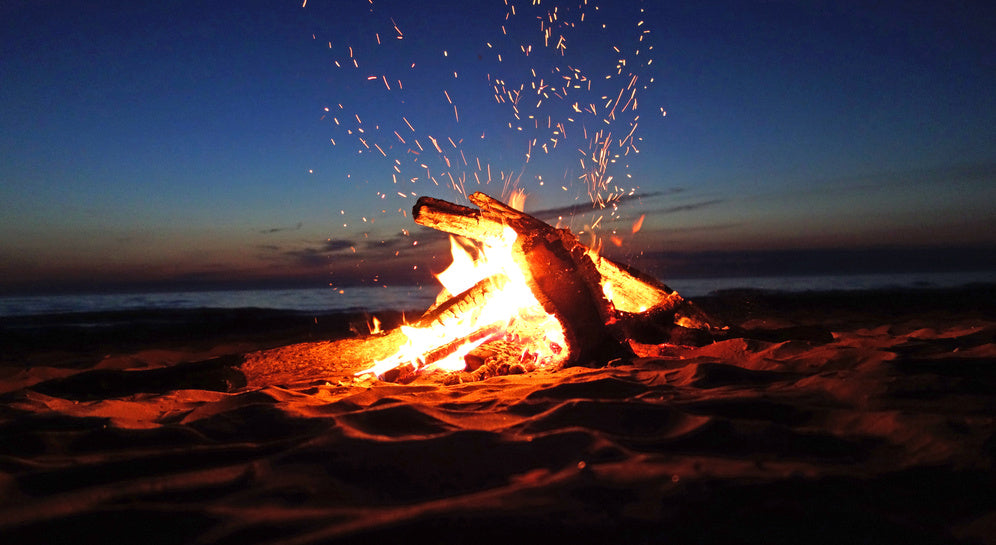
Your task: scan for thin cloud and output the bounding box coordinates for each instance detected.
[279,235,429,269]
[739,161,996,203]
[323,239,355,252]
[651,222,741,234]
[636,245,996,279]
[254,238,357,267]
[258,222,303,235]
[651,199,725,215]
[529,191,670,220]
[283,247,328,268]
[361,233,417,251]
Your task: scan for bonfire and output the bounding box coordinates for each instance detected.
[356,192,718,383]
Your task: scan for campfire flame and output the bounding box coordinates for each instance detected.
[358,224,568,378]
[353,191,713,381]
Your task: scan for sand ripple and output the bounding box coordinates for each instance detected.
[2,288,995,544]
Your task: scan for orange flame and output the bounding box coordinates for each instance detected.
[358,225,568,378]
[368,316,382,335]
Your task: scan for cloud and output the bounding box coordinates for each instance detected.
[258,222,303,234]
[652,222,742,235]
[279,239,359,267]
[252,238,358,268]
[651,199,725,215]
[528,191,671,221]
[282,247,329,268]
[323,239,356,252]
[741,161,996,204]
[633,245,996,279]
[359,233,418,251]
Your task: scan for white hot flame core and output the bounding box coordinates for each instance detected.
[359,226,568,377]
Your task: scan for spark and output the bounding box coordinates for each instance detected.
[427,135,442,153]
[324,1,657,239]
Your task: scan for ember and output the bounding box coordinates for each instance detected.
[359,192,716,382]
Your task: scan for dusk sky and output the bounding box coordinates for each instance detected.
[2,0,994,295]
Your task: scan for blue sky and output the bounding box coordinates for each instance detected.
[2,0,994,294]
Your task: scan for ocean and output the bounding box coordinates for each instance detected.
[1,271,993,318]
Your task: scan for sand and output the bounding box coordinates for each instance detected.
[1,285,994,544]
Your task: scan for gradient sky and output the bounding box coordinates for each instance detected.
[2,0,994,295]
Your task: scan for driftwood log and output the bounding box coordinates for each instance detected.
[412,192,719,368]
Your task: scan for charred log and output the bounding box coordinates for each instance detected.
[414,192,717,331]
[413,192,721,363]
[415,192,631,365]
[412,274,509,328]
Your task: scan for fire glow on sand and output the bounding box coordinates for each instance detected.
[3,2,995,544]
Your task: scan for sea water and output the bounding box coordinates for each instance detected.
[0,271,992,318]
[0,286,437,318]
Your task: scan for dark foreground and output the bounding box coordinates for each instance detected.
[1,285,994,544]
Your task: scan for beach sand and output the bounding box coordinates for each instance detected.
[1,285,994,544]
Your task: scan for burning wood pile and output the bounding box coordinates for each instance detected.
[359,192,719,383]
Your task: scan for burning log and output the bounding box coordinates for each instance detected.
[415,193,630,366]
[418,323,505,369]
[415,193,707,322]
[413,274,510,329]
[413,193,713,329]
[358,192,720,383]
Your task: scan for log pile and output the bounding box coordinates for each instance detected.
[394,192,719,380]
